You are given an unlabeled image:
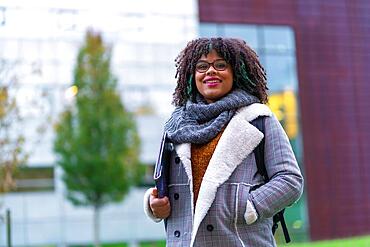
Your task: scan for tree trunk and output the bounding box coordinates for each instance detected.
[93,205,101,247]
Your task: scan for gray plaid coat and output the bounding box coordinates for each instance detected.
[144,103,304,247]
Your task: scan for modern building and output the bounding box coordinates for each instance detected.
[0,0,197,246]
[197,0,370,241]
[1,0,369,246]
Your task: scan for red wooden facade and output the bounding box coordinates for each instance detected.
[198,0,370,241]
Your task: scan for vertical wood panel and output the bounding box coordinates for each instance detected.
[199,0,370,240]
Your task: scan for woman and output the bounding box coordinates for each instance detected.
[143,37,304,246]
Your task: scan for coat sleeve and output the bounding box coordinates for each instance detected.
[248,114,304,219]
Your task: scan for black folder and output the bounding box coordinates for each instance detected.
[153,132,173,198]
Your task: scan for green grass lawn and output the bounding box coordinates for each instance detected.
[68,235,370,247]
[131,236,370,247]
[281,235,370,247]
[140,236,370,247]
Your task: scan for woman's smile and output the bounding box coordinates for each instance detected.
[203,77,222,86]
[195,49,233,103]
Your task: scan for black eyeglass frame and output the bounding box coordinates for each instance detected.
[195,59,229,73]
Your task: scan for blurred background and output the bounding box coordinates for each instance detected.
[0,0,369,246]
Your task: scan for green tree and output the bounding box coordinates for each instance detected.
[54,30,141,247]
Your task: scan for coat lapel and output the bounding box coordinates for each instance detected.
[175,143,192,181]
[175,143,194,216]
[189,103,272,246]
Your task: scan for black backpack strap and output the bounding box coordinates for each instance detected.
[274,209,291,243]
[251,117,268,182]
[251,116,291,243]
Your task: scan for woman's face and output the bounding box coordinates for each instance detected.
[194,49,234,103]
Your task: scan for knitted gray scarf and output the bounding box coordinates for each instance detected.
[164,89,259,144]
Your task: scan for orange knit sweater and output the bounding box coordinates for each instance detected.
[191,129,225,205]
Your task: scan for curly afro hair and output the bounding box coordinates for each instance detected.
[172,37,268,106]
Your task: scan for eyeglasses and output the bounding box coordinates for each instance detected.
[195,59,228,73]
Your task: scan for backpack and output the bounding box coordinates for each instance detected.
[251,116,291,243]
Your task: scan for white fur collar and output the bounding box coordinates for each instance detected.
[175,103,272,246]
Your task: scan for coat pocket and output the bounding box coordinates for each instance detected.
[235,183,252,225]
[235,183,276,245]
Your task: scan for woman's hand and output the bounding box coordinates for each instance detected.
[149,188,171,219]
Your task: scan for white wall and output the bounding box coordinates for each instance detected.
[2,188,165,246]
[0,0,198,245]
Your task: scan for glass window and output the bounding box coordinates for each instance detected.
[262,25,295,52]
[41,63,59,84]
[198,23,301,153]
[19,40,41,62]
[200,23,258,50]
[199,23,298,93]
[13,166,55,192]
[224,24,258,50]
[135,43,154,63]
[56,64,73,85]
[56,41,77,65]
[0,41,5,58]
[264,54,298,92]
[199,23,219,37]
[2,40,20,60]
[40,41,57,61]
